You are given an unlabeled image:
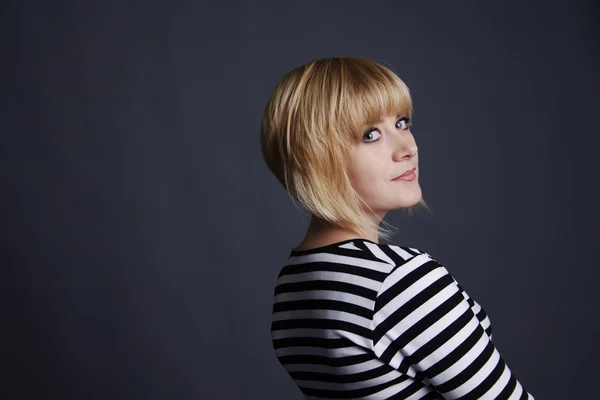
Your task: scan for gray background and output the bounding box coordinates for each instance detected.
[2,1,599,399]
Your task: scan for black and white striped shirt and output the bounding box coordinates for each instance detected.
[271,238,534,399]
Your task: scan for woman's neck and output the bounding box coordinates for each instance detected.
[294,216,379,251]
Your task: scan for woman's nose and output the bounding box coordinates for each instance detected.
[392,138,418,161]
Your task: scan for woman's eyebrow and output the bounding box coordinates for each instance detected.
[376,114,404,124]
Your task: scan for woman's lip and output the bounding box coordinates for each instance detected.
[393,171,416,181]
[393,168,417,180]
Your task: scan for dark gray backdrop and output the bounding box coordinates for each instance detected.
[3,1,599,399]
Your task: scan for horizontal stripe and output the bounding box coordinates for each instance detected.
[274,280,377,300]
[285,253,393,273]
[274,289,374,309]
[278,353,373,368]
[270,239,535,399]
[276,270,382,291]
[273,299,373,319]
[284,358,382,374]
[275,345,367,358]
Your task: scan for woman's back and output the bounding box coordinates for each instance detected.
[271,238,534,400]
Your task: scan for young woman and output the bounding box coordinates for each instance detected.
[260,57,534,399]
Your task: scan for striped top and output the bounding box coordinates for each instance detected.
[271,238,534,399]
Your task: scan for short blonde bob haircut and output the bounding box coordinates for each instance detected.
[260,57,429,240]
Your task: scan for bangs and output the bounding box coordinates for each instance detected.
[335,60,413,143]
[259,57,424,240]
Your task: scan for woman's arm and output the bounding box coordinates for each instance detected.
[371,253,534,399]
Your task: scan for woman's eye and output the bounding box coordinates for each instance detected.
[396,117,411,130]
[362,129,381,143]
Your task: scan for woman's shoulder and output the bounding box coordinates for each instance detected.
[287,237,437,267]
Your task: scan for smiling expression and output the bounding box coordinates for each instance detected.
[345,114,422,218]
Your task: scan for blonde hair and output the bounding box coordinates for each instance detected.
[260,57,430,240]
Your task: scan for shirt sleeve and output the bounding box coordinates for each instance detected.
[371,253,534,399]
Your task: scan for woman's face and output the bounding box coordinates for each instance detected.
[346,114,422,218]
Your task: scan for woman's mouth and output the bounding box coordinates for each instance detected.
[392,167,417,181]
